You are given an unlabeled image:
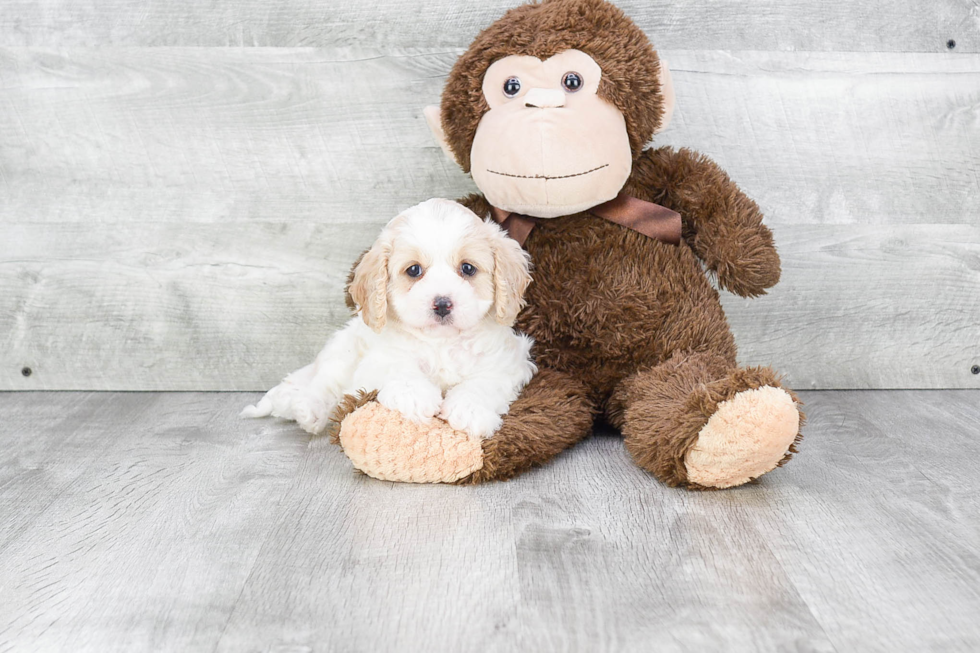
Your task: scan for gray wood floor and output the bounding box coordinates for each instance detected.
[1,390,978,652]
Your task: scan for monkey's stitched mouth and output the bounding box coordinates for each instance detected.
[485,164,609,180]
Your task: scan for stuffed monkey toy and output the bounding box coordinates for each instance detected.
[332,0,804,488]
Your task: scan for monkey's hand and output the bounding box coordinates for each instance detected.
[630,146,781,297]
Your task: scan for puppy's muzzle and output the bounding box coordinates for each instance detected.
[433,296,453,318]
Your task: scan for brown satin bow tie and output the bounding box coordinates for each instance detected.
[489,192,682,246]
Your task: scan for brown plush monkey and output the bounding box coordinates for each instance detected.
[332,0,803,489]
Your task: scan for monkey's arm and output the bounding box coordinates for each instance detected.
[630,146,781,297]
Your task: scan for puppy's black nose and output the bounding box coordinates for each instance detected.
[433,296,453,318]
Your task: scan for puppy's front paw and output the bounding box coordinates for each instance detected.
[377,382,443,424]
[440,396,502,439]
[292,395,332,435]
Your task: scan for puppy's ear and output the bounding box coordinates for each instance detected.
[491,228,532,326]
[348,235,391,333]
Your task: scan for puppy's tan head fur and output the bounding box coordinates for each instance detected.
[489,229,531,326]
[347,199,531,333]
[348,219,396,333]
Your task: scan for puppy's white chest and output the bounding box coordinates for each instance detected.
[417,341,479,390]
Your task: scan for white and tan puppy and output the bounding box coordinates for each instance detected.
[242,198,536,439]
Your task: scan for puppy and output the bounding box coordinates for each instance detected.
[242,198,536,439]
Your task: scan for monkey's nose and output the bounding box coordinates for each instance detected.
[433,296,453,318]
[524,88,565,109]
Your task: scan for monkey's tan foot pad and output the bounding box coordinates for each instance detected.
[337,403,484,483]
[685,386,800,489]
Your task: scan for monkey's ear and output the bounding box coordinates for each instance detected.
[654,59,676,134]
[423,105,457,162]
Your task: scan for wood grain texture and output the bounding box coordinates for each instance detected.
[0,47,471,224]
[0,393,139,552]
[2,222,370,391]
[3,222,978,391]
[1,390,979,651]
[4,49,978,226]
[748,390,980,651]
[2,48,978,390]
[0,392,310,651]
[1,0,977,52]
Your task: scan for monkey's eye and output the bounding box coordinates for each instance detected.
[562,71,583,93]
[406,264,423,278]
[460,262,477,277]
[503,77,521,98]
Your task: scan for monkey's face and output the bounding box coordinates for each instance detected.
[469,49,632,218]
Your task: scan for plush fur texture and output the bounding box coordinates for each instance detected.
[607,353,803,488]
[686,385,801,488]
[333,397,485,484]
[328,367,594,484]
[453,146,804,485]
[440,0,665,172]
[336,0,803,487]
[459,367,596,483]
[243,199,536,440]
[468,48,637,217]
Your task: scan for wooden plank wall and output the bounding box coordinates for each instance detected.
[1,1,978,390]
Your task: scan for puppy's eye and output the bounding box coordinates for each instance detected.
[406,264,423,278]
[562,72,583,93]
[460,262,477,277]
[503,77,521,98]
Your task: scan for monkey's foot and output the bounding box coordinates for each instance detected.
[336,402,483,484]
[326,367,593,484]
[685,386,800,489]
